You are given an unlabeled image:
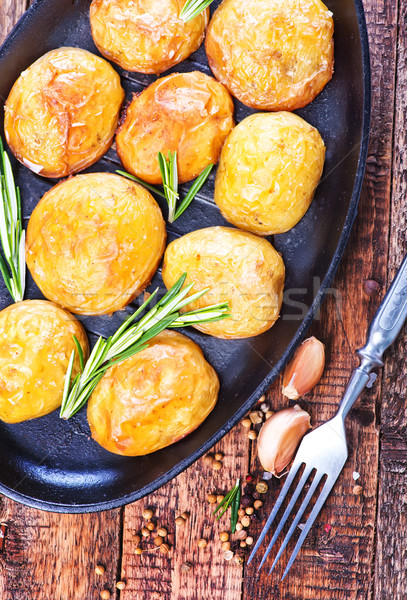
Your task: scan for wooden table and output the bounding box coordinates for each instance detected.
[0,0,405,598]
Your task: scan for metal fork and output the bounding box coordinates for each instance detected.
[248,253,407,579]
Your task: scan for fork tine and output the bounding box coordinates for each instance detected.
[247,459,303,565]
[268,470,324,574]
[281,474,338,581]
[258,464,314,569]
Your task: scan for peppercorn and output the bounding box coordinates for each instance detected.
[246,536,254,546]
[197,539,208,549]
[241,515,250,527]
[243,484,254,494]
[256,481,268,494]
[95,564,105,576]
[235,522,243,532]
[207,493,217,504]
[245,507,254,515]
[224,550,234,561]
[157,527,167,537]
[133,534,141,545]
[221,541,231,551]
[160,543,170,554]
[248,430,257,440]
[181,562,192,573]
[241,418,251,428]
[252,491,261,500]
[241,494,252,507]
[142,508,153,520]
[175,516,185,526]
[214,452,224,461]
[219,531,229,542]
[100,591,110,600]
[212,460,223,471]
[238,508,245,517]
[181,512,190,520]
[146,521,156,531]
[116,581,126,590]
[353,485,363,496]
[216,495,225,504]
[254,500,263,509]
[141,527,150,537]
[135,547,143,555]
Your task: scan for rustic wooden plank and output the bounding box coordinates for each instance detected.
[243,0,396,596]
[374,0,407,597]
[120,428,250,600]
[0,0,26,44]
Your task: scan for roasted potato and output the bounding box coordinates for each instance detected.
[26,173,166,315]
[116,71,234,184]
[4,47,124,178]
[87,330,219,456]
[90,0,209,74]
[0,300,88,424]
[205,0,334,111]
[162,226,285,339]
[214,112,325,236]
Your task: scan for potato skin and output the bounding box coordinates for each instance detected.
[116,71,234,184]
[205,0,334,111]
[87,330,219,456]
[26,173,166,316]
[214,112,325,236]
[0,300,89,424]
[90,0,209,74]
[162,227,285,339]
[4,47,124,178]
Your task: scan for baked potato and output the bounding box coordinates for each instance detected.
[90,0,209,74]
[205,0,334,111]
[0,300,88,424]
[162,226,285,339]
[214,112,325,236]
[4,47,124,178]
[116,71,234,184]
[26,173,166,315]
[87,330,219,456]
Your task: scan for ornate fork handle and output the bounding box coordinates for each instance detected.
[338,253,407,420]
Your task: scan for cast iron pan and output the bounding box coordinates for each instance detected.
[0,0,370,512]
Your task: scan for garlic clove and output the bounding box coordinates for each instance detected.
[257,405,311,476]
[282,336,325,400]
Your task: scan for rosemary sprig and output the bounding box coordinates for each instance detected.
[180,0,214,21]
[0,138,25,302]
[213,479,241,533]
[118,157,213,224]
[60,274,230,420]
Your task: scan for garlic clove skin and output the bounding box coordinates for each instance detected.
[282,336,325,400]
[257,405,311,476]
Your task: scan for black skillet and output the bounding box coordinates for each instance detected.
[0,0,370,512]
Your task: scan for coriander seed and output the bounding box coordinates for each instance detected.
[258,394,266,404]
[157,527,167,537]
[95,564,105,576]
[135,547,143,555]
[203,454,214,466]
[241,418,251,428]
[142,508,153,520]
[235,523,243,532]
[212,460,223,471]
[116,581,126,591]
[237,530,247,540]
[160,543,170,554]
[254,500,263,509]
[133,534,141,545]
[214,452,224,461]
[249,411,262,424]
[240,541,247,548]
[246,537,254,546]
[100,591,110,600]
[248,430,257,440]
[181,511,190,520]
[238,508,245,517]
[181,562,192,573]
[146,521,155,531]
[175,516,185,526]
[207,493,217,504]
[141,527,150,537]
[219,531,229,542]
[216,495,224,504]
[241,515,250,527]
[224,550,234,561]
[197,538,208,549]
[265,411,274,420]
[245,507,254,515]
[222,541,231,551]
[353,485,363,495]
[154,535,164,547]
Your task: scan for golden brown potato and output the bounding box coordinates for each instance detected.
[4,47,124,178]
[0,300,88,424]
[90,0,209,74]
[87,330,219,456]
[26,173,166,316]
[214,112,325,236]
[116,71,234,184]
[162,226,285,339]
[205,0,334,111]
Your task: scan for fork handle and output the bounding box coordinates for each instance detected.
[338,253,407,419]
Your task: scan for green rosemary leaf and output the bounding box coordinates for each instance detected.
[116,170,166,199]
[174,164,213,220]
[180,0,214,21]
[73,335,85,371]
[231,479,241,533]
[213,484,237,516]
[62,350,76,407]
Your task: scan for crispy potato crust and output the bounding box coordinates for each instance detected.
[4,47,124,178]
[87,330,219,456]
[116,71,234,184]
[205,0,334,111]
[162,226,285,339]
[26,173,166,315]
[214,112,326,235]
[90,0,209,74]
[0,300,89,424]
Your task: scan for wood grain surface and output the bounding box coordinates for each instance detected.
[0,0,405,598]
